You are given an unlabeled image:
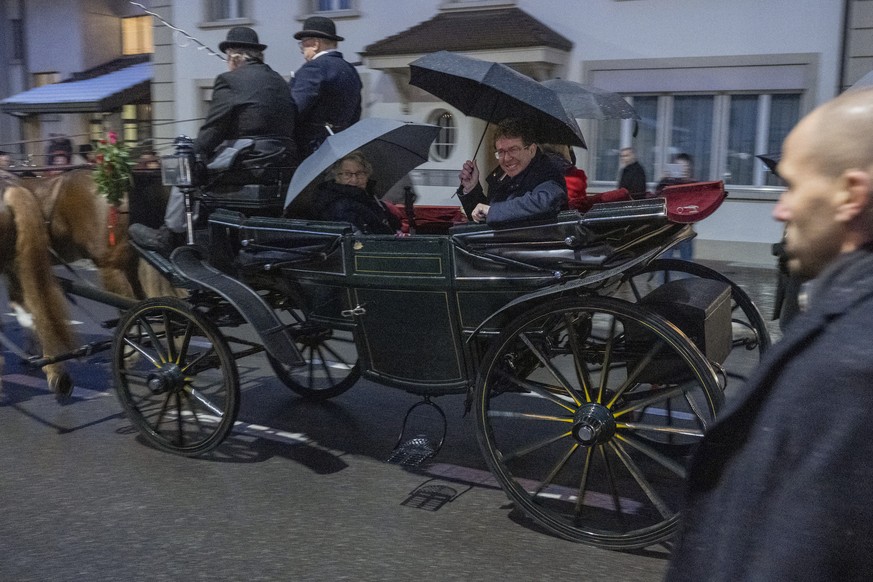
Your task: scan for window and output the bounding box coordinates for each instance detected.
[120,104,153,149]
[428,110,456,161]
[317,0,352,10]
[32,72,59,87]
[122,16,153,55]
[592,92,801,188]
[206,0,247,21]
[10,19,24,61]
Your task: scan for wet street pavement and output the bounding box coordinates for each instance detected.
[0,257,780,581]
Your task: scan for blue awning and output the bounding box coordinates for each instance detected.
[0,61,152,114]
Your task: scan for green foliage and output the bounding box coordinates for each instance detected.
[92,132,132,206]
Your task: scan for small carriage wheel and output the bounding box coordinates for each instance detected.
[267,307,360,401]
[621,258,771,383]
[112,297,240,457]
[474,296,722,550]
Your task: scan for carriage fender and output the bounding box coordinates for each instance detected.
[171,245,305,366]
[466,244,665,343]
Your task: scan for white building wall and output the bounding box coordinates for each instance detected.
[158,0,846,261]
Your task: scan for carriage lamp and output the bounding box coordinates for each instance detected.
[161,135,197,187]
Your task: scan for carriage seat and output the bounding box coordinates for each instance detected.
[200,182,286,218]
[207,209,351,275]
[198,136,297,218]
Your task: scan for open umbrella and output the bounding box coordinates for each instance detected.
[284,118,440,211]
[541,79,639,121]
[409,51,586,148]
[756,152,781,175]
[847,69,873,92]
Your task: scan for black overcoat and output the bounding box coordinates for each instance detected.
[666,244,873,582]
[290,51,362,156]
[196,61,297,161]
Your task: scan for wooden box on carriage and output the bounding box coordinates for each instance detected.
[628,277,732,383]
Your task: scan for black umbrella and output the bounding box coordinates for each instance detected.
[409,51,586,148]
[847,69,873,92]
[756,152,781,175]
[284,118,439,210]
[541,79,639,121]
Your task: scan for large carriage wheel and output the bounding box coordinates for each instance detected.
[621,258,771,385]
[267,308,360,401]
[474,296,722,550]
[112,297,240,457]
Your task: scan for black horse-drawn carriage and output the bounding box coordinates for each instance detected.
[97,130,770,550]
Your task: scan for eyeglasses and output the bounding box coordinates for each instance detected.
[298,38,317,50]
[494,145,530,160]
[337,171,368,180]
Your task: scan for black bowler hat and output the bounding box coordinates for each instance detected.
[293,16,344,41]
[218,26,267,53]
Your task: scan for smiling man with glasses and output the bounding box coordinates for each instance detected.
[457,118,567,225]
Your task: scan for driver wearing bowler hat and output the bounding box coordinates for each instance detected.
[129,26,298,256]
[290,16,362,156]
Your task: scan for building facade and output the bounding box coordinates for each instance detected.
[0,0,155,165]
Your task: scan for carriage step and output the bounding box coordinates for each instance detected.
[388,397,448,467]
[387,436,439,467]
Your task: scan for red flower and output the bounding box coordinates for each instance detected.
[108,132,117,145]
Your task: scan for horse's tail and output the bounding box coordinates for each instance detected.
[3,184,77,355]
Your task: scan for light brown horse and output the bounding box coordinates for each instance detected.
[0,176,78,396]
[1,169,179,397]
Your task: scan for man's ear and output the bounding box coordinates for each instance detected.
[836,169,873,223]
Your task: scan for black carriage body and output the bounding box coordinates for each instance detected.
[206,198,693,395]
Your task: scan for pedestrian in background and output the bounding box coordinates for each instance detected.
[658,152,696,261]
[665,87,873,582]
[290,16,362,157]
[617,146,647,197]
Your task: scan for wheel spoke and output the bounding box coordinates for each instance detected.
[608,439,673,519]
[122,335,162,368]
[532,442,580,499]
[501,430,574,463]
[606,340,666,408]
[597,316,619,404]
[615,433,689,478]
[612,385,688,418]
[139,314,169,364]
[319,341,357,370]
[573,446,595,516]
[179,345,217,376]
[519,333,583,406]
[174,320,195,365]
[491,368,577,412]
[185,385,225,417]
[563,312,594,403]
[617,422,703,438]
[314,345,337,385]
[487,409,574,423]
[598,445,627,524]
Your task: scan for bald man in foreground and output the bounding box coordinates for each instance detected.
[665,88,873,581]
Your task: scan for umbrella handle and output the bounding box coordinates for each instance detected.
[472,120,491,159]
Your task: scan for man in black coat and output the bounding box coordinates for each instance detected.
[457,118,567,225]
[131,26,297,255]
[617,146,647,197]
[291,16,362,157]
[666,87,873,581]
